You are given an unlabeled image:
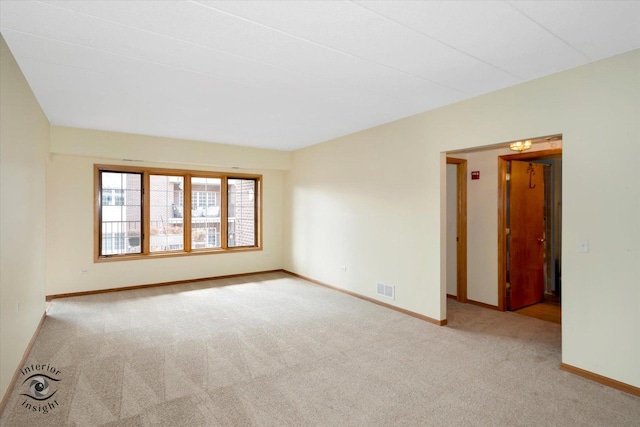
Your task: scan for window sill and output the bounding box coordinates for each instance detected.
[95,246,262,263]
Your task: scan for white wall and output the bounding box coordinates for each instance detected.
[284,119,441,318]
[0,36,50,399]
[50,126,290,171]
[462,149,498,305]
[284,49,640,388]
[46,127,290,295]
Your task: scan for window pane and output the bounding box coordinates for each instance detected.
[228,178,255,247]
[100,172,142,255]
[150,175,184,252]
[191,177,221,249]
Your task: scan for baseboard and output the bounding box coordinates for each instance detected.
[0,311,47,415]
[446,294,457,300]
[283,270,446,326]
[46,269,283,301]
[467,299,500,311]
[560,363,640,397]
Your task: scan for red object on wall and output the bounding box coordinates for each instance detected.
[471,171,480,180]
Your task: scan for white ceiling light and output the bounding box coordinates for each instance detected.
[509,140,533,152]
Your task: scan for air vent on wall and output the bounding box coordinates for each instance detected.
[376,283,395,300]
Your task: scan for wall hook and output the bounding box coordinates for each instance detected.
[527,163,536,189]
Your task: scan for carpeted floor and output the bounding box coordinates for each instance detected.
[1,272,638,426]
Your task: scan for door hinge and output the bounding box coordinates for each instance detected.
[505,173,511,181]
[506,228,510,235]
[506,282,511,289]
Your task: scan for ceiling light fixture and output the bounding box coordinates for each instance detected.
[509,140,532,152]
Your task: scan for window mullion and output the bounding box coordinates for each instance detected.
[184,175,192,252]
[255,178,261,248]
[221,177,228,249]
[96,169,103,258]
[142,171,151,255]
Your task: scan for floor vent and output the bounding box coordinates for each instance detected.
[376,283,395,300]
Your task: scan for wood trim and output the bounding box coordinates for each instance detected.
[497,156,508,311]
[497,147,562,311]
[45,269,283,301]
[93,166,101,262]
[0,311,47,414]
[499,148,562,162]
[560,363,640,397]
[94,164,263,180]
[467,299,499,311]
[221,177,228,249]
[283,270,447,326]
[446,158,466,165]
[447,157,468,303]
[93,246,261,263]
[184,176,192,251]
[257,177,263,249]
[446,294,458,300]
[143,170,151,254]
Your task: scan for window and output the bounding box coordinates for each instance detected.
[95,165,260,261]
[207,229,218,247]
[192,191,217,210]
[102,232,125,255]
[228,178,256,247]
[102,189,125,206]
[150,175,184,253]
[191,177,221,249]
[99,171,142,256]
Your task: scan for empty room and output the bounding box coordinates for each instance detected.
[1,1,639,425]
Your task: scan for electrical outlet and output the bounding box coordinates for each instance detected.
[16,300,20,316]
[341,266,347,272]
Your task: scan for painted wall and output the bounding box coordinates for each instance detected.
[284,119,441,318]
[0,35,50,399]
[50,126,290,171]
[284,49,640,387]
[46,128,289,295]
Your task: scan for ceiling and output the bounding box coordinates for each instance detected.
[1,1,639,151]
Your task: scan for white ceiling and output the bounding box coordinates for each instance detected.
[1,1,639,151]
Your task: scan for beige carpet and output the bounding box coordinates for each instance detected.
[1,272,638,426]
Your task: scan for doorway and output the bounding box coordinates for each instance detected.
[446,157,467,303]
[498,148,562,322]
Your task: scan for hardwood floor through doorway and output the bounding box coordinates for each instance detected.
[514,300,561,324]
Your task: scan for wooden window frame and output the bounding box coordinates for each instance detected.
[94,164,262,262]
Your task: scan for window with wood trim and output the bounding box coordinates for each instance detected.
[95,165,261,261]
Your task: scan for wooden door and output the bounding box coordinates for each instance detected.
[509,161,545,310]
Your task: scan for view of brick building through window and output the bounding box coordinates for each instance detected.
[99,170,256,256]
[228,178,256,247]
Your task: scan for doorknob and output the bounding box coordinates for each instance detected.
[537,237,545,243]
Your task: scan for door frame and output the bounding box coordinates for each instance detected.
[497,148,562,311]
[446,157,467,303]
